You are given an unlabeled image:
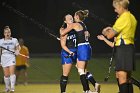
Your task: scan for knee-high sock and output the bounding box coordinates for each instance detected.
[10,74,16,90]
[60,75,68,93]
[80,74,90,91]
[128,83,133,93]
[120,83,129,93]
[86,72,96,87]
[4,76,10,89]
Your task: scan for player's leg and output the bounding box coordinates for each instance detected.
[85,70,100,93]
[23,68,28,85]
[116,72,120,93]
[20,65,28,85]
[77,60,90,92]
[15,66,20,85]
[77,44,95,92]
[60,64,72,93]
[117,71,129,93]
[60,50,73,93]
[3,67,10,92]
[9,65,16,92]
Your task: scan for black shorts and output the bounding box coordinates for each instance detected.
[115,44,135,71]
[16,65,27,71]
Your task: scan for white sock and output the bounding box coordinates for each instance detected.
[10,74,16,90]
[4,76,10,90]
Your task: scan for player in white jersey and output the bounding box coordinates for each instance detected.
[0,26,20,93]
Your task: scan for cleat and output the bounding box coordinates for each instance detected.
[10,90,14,93]
[83,90,98,93]
[5,88,10,93]
[95,83,101,93]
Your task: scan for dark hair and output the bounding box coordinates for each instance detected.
[75,10,89,21]
[3,26,11,32]
[19,38,24,45]
[62,14,71,28]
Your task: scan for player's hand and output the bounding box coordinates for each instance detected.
[59,27,64,34]
[97,35,105,41]
[85,31,90,37]
[69,51,74,56]
[14,50,20,55]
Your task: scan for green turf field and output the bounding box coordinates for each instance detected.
[21,57,140,83]
[0,84,139,93]
[0,57,140,93]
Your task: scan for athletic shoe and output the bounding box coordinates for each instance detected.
[5,88,10,93]
[10,89,14,93]
[83,90,98,93]
[95,83,101,93]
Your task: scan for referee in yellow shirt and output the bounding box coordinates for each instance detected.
[16,38,29,85]
[102,0,137,93]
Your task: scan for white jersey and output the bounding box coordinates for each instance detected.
[0,37,19,67]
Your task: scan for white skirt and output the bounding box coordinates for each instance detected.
[1,54,16,68]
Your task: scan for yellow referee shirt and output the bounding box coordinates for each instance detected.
[16,45,29,66]
[113,11,137,46]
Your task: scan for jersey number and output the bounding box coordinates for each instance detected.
[73,39,76,47]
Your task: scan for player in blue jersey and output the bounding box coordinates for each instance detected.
[60,10,100,93]
[59,14,77,93]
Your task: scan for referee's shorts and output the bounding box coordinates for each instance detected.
[115,44,135,72]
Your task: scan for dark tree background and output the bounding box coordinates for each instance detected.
[0,0,140,54]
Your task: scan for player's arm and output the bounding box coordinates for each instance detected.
[25,47,30,67]
[60,23,74,36]
[60,35,74,55]
[14,44,21,56]
[0,47,2,55]
[97,35,114,47]
[85,31,90,37]
[102,27,118,39]
[85,31,90,41]
[16,45,21,52]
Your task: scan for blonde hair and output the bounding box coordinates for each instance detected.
[75,10,89,21]
[113,0,129,9]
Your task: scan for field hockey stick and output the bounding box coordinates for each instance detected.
[47,32,60,40]
[0,46,29,58]
[2,2,60,41]
[64,52,75,58]
[104,43,115,82]
[64,54,72,58]
[104,55,113,82]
